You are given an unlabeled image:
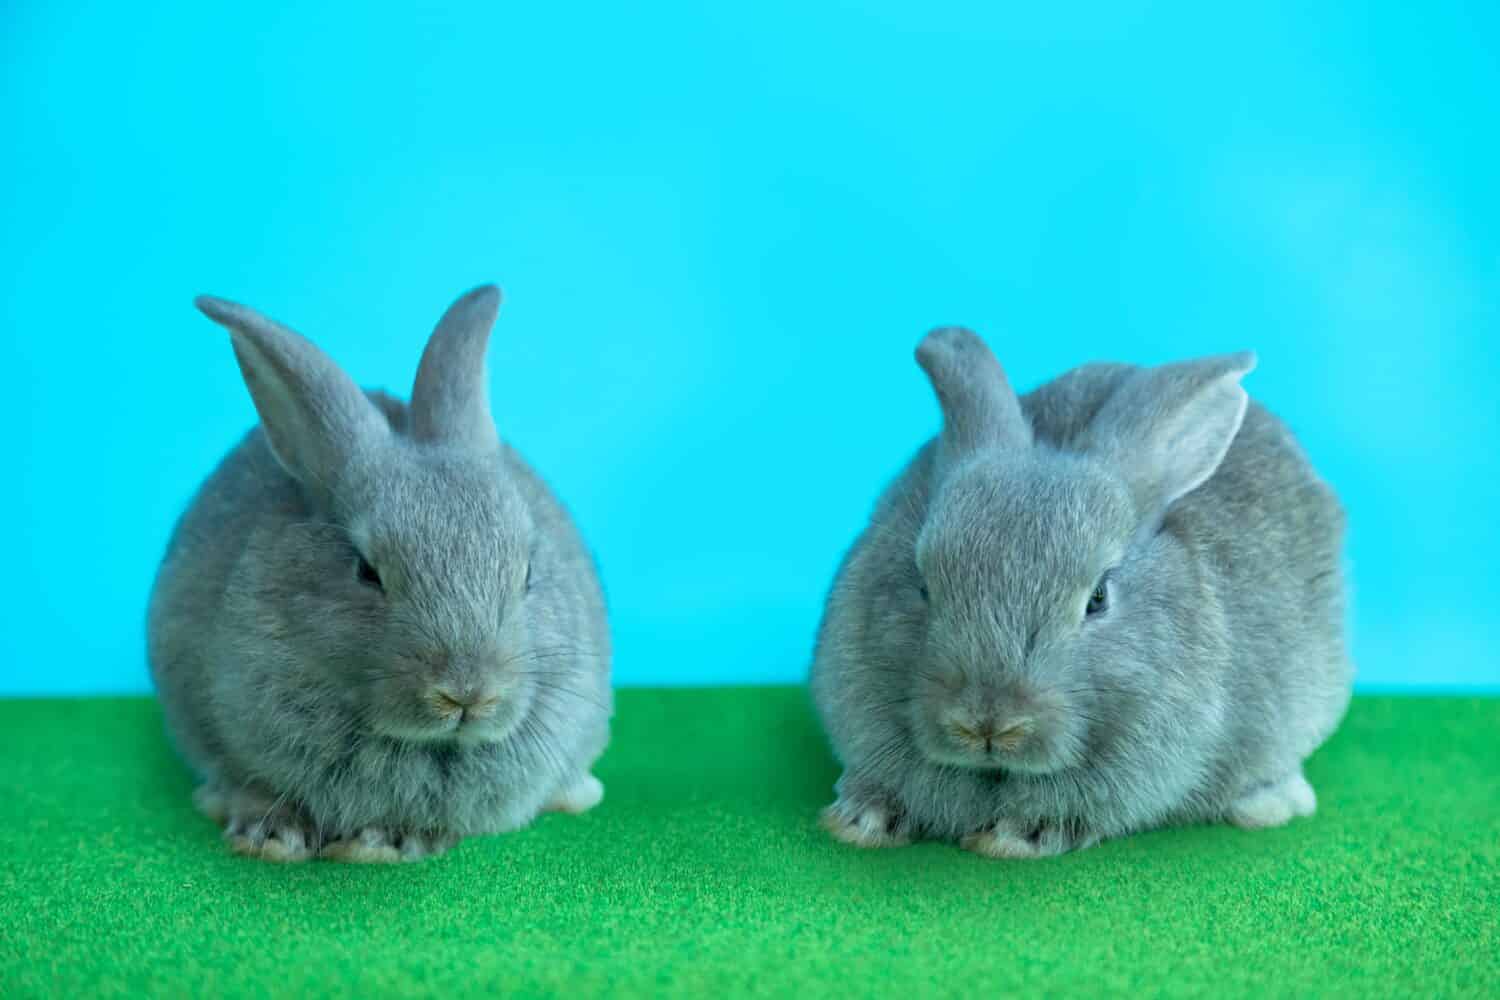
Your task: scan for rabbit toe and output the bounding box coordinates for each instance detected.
[217,787,316,862]
[397,831,460,861]
[228,825,314,863]
[320,827,456,863]
[962,817,1088,859]
[820,792,911,848]
[224,815,315,863]
[320,827,405,863]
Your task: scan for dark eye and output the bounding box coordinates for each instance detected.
[1086,580,1108,617]
[355,555,384,592]
[918,581,931,602]
[524,560,534,593]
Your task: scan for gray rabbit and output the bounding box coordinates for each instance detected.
[148,286,611,862]
[811,328,1352,857]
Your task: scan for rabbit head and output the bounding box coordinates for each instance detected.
[195,286,543,747]
[907,327,1255,776]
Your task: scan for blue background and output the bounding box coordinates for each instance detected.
[3,2,1496,694]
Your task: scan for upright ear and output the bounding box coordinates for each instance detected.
[408,285,501,452]
[915,326,1032,470]
[195,295,390,493]
[1084,351,1256,513]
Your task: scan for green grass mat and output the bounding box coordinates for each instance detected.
[2,689,1496,997]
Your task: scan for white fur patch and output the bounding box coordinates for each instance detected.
[544,774,604,815]
[1228,772,1317,829]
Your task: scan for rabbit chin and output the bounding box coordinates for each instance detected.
[373,715,518,747]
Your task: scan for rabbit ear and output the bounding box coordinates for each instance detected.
[408,285,501,451]
[916,327,1032,467]
[195,295,390,491]
[1088,351,1257,513]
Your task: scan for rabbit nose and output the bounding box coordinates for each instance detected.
[990,718,1032,751]
[953,715,1032,754]
[430,684,500,721]
[996,719,1032,749]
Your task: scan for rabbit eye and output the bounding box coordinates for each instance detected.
[1086,580,1108,617]
[355,555,384,592]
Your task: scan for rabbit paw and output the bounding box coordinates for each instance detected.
[206,785,316,863]
[961,817,1089,859]
[543,773,604,814]
[820,782,912,848]
[321,827,459,863]
[1227,771,1317,829]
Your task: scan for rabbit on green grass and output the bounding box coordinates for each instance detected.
[811,328,1352,858]
[148,287,611,862]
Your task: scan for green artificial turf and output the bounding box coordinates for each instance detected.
[2,689,1496,998]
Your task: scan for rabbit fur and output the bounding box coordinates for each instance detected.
[810,327,1352,858]
[148,286,611,863]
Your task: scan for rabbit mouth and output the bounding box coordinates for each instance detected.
[916,720,1072,775]
[928,748,1013,772]
[373,682,522,745]
[452,717,511,745]
[372,715,512,746]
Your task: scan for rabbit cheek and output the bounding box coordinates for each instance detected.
[358,662,457,743]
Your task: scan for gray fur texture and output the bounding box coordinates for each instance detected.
[148,286,611,863]
[810,328,1352,858]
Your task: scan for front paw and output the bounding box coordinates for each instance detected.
[321,827,459,863]
[201,783,316,863]
[820,783,912,849]
[961,817,1091,859]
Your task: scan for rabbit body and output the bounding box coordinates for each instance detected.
[148,287,610,862]
[812,334,1351,858]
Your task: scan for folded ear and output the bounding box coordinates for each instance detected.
[1084,351,1256,513]
[408,285,501,452]
[195,295,390,492]
[915,326,1032,470]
